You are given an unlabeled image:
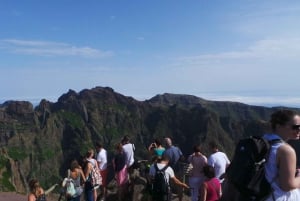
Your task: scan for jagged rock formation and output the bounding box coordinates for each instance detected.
[0,86,297,195]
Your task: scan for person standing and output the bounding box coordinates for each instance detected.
[28,179,46,201]
[112,143,129,201]
[148,138,166,157]
[84,149,100,201]
[96,142,108,201]
[207,141,230,183]
[163,137,184,171]
[263,109,300,200]
[67,160,85,201]
[121,135,135,170]
[198,165,222,201]
[188,145,207,201]
[121,135,136,200]
[149,155,189,201]
[162,137,185,201]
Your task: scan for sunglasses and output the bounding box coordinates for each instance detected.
[291,125,300,130]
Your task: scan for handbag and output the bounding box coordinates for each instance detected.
[62,169,76,197]
[184,156,194,176]
[75,186,83,196]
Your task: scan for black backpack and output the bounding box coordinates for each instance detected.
[226,136,281,201]
[152,164,170,196]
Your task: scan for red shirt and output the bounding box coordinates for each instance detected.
[202,177,221,201]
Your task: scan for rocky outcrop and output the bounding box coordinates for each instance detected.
[0,86,297,196]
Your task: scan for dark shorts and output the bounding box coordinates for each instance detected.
[151,187,171,201]
[151,192,171,201]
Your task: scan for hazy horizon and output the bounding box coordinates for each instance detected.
[1,1,300,107]
[1,87,300,109]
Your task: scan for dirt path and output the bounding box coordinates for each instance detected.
[0,192,57,201]
[0,192,25,201]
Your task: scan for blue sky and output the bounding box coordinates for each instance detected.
[1,0,300,107]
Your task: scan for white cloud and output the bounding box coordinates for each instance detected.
[239,4,300,18]
[230,3,300,37]
[198,93,300,108]
[176,37,300,66]
[0,39,114,58]
[158,36,300,104]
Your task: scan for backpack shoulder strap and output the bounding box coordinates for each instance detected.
[161,164,168,172]
[266,139,283,156]
[154,163,168,172]
[269,138,282,145]
[154,163,159,171]
[67,169,71,179]
[265,138,283,184]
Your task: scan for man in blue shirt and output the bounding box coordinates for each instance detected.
[162,137,185,201]
[163,137,184,170]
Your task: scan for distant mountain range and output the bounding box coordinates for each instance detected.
[0,86,298,193]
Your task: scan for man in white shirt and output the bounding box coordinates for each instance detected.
[121,135,135,168]
[96,142,108,201]
[149,155,189,201]
[207,141,230,183]
[121,135,136,199]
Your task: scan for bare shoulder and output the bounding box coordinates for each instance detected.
[28,193,35,201]
[87,162,93,171]
[277,143,296,157]
[78,167,84,173]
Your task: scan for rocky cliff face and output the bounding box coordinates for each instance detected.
[0,86,292,193]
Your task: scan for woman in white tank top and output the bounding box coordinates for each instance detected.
[264,110,300,201]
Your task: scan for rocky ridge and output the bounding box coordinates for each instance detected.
[0,86,296,196]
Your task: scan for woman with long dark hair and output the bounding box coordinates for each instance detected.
[28,179,46,201]
[112,143,129,201]
[67,160,85,201]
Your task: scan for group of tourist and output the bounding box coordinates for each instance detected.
[113,135,136,201]
[186,142,229,201]
[143,109,300,201]
[83,135,137,201]
[26,135,135,201]
[27,109,300,201]
[146,137,230,201]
